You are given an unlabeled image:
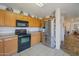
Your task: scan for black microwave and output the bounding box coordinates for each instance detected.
[16,20,29,27]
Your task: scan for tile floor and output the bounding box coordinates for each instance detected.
[14,43,69,56]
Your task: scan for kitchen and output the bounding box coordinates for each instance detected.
[0,3,79,56]
[0,8,42,56]
[0,3,65,56]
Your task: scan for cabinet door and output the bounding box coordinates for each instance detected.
[5,11,16,27]
[33,19,41,27]
[28,17,32,27]
[29,18,35,27]
[16,14,30,26]
[34,19,37,27]
[16,14,28,21]
[0,40,4,56]
[37,20,41,27]
[31,32,41,46]
[4,37,18,56]
[0,10,5,26]
[30,18,37,27]
[41,20,44,28]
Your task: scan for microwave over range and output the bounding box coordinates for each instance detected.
[16,20,29,27]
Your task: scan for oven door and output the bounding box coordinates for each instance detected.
[18,35,31,52]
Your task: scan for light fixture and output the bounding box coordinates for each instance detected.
[35,3,44,7]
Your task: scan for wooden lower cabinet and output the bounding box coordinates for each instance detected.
[0,36,18,56]
[31,32,41,46]
[4,36,18,56]
[0,40,4,56]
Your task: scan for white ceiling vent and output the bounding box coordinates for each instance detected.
[35,3,44,7]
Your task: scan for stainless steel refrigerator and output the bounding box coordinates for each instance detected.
[42,18,56,48]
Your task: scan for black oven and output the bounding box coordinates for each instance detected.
[18,34,31,52]
[15,29,31,52]
[16,20,29,27]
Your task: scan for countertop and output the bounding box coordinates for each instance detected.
[0,34,18,39]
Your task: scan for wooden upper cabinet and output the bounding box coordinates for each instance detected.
[16,14,28,21]
[34,19,37,27]
[0,9,41,27]
[40,20,44,28]
[28,17,36,27]
[4,11,16,27]
[29,18,41,27]
[34,19,41,27]
[29,18,34,27]
[0,10,5,26]
[37,20,41,27]
[16,14,30,26]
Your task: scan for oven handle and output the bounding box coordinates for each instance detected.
[18,35,25,37]
[18,35,30,38]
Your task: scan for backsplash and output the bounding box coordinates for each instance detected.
[0,27,15,35]
[0,27,44,35]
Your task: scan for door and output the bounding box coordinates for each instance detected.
[18,35,30,52]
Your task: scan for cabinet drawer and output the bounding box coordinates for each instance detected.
[4,37,17,41]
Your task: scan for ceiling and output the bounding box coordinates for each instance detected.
[0,3,79,17]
